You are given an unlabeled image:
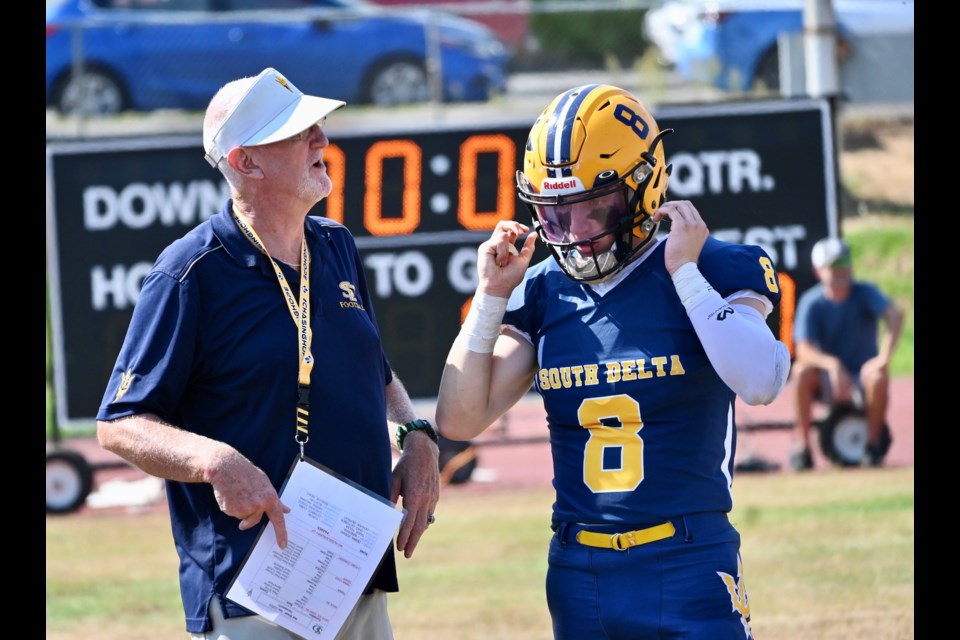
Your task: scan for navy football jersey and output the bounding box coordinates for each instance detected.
[503,235,781,526]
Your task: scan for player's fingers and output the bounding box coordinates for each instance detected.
[518,232,537,258]
[665,201,709,239]
[494,240,520,267]
[663,200,694,226]
[498,234,536,271]
[653,199,686,223]
[494,220,529,236]
[482,229,517,259]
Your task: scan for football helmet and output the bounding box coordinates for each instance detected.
[516,84,672,282]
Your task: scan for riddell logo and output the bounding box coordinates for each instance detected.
[542,177,584,192]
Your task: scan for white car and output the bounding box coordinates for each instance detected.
[642,0,914,92]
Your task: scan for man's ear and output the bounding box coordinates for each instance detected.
[227,147,263,178]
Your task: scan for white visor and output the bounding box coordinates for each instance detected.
[204,67,345,167]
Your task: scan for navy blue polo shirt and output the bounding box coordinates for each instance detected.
[97,202,398,633]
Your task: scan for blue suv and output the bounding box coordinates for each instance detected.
[46,0,508,116]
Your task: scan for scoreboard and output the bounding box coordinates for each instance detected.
[46,98,838,425]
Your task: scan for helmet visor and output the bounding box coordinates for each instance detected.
[531,190,631,244]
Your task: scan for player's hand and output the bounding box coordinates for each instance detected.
[476,220,537,298]
[210,448,291,548]
[391,432,440,559]
[653,200,710,275]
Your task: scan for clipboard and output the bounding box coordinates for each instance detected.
[226,455,404,639]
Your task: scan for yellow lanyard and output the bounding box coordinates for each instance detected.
[232,208,314,451]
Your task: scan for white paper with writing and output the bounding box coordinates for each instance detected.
[226,458,403,639]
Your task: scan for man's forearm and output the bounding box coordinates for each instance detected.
[97,414,230,484]
[385,374,418,426]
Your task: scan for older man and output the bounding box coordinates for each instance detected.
[97,68,440,639]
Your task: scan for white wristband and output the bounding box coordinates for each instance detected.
[670,262,717,313]
[460,291,508,353]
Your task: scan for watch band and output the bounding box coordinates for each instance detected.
[396,418,439,451]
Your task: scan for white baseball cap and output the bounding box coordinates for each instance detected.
[204,67,346,168]
[811,237,851,268]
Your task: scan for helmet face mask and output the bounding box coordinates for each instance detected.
[520,181,636,282]
[516,84,672,282]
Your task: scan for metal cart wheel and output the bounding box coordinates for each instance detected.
[46,449,94,514]
[817,404,892,467]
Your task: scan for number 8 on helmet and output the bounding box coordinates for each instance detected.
[515,84,673,282]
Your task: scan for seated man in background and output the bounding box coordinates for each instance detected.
[790,237,904,470]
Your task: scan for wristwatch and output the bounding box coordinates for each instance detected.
[396,419,439,451]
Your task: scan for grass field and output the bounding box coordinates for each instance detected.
[46,466,915,640]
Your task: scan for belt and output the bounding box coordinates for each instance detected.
[575,521,676,551]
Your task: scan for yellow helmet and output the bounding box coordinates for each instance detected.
[516,84,672,281]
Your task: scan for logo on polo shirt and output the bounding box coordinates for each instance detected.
[114,368,135,402]
[338,282,365,310]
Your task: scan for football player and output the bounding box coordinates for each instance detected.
[436,84,791,639]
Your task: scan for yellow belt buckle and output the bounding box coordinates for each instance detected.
[610,532,633,551]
